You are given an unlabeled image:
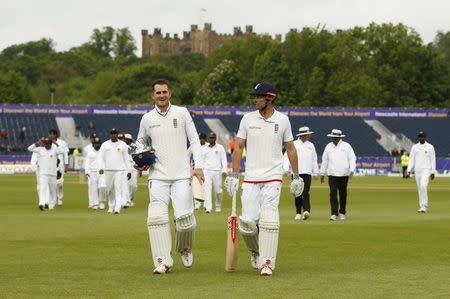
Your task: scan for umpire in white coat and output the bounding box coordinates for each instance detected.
[320,129,356,221]
[283,126,319,220]
[406,130,436,213]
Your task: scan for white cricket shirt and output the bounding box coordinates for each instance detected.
[283,139,319,175]
[55,138,69,165]
[28,144,65,176]
[98,139,131,171]
[201,144,228,172]
[84,150,100,173]
[407,142,436,174]
[136,104,203,180]
[320,140,356,177]
[237,110,293,182]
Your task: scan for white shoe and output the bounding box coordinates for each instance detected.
[330,215,338,221]
[92,205,98,210]
[251,251,259,269]
[294,214,302,220]
[260,259,273,276]
[57,200,63,206]
[302,211,310,220]
[215,208,222,212]
[339,213,346,220]
[180,250,193,268]
[130,201,135,207]
[99,203,105,210]
[417,208,427,213]
[107,208,113,213]
[153,258,171,274]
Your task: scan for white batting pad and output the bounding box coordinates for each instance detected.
[258,205,280,269]
[147,202,173,267]
[175,213,196,253]
[238,217,259,253]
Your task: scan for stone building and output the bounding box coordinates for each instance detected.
[142,23,281,56]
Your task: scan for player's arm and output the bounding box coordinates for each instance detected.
[430,145,436,180]
[284,141,298,175]
[185,109,204,182]
[406,146,415,177]
[347,144,357,179]
[312,144,319,177]
[231,137,245,173]
[220,146,228,177]
[282,151,291,177]
[320,146,329,183]
[98,144,105,175]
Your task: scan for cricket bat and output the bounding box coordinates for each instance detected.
[225,190,238,272]
[192,175,204,202]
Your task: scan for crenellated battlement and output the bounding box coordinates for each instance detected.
[141,23,278,56]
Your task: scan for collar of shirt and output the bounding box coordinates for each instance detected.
[256,109,278,123]
[154,103,172,117]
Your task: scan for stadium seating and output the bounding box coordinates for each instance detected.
[217,115,388,157]
[73,114,142,143]
[0,113,58,153]
[379,117,450,157]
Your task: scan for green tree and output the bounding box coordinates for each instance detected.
[0,71,33,103]
[113,28,137,58]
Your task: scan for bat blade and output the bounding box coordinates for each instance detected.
[225,214,238,272]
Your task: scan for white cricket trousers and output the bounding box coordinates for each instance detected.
[415,169,430,210]
[203,170,223,211]
[87,172,101,208]
[148,179,193,218]
[128,169,139,201]
[241,181,282,222]
[104,170,126,213]
[38,174,57,208]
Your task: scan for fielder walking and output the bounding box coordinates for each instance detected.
[84,137,103,209]
[320,129,356,221]
[225,82,303,276]
[283,126,319,220]
[201,132,228,213]
[48,129,69,206]
[406,131,436,213]
[134,79,204,274]
[28,138,66,210]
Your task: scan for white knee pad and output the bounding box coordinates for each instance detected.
[175,213,196,253]
[147,202,173,267]
[258,205,279,269]
[238,217,259,253]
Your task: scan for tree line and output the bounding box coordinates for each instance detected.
[1,23,450,107]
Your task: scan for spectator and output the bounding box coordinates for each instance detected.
[88,121,96,135]
[0,128,8,141]
[19,127,26,144]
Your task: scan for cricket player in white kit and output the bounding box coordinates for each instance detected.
[28,138,66,210]
[98,129,132,214]
[124,133,140,207]
[48,129,69,206]
[84,137,102,209]
[134,79,204,274]
[407,130,436,213]
[201,132,228,213]
[225,82,304,276]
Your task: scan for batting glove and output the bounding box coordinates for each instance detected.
[290,174,304,197]
[225,172,239,197]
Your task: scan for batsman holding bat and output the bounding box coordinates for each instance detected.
[225,82,303,276]
[133,79,204,274]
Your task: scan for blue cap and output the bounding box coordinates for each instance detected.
[250,82,278,97]
[132,150,156,167]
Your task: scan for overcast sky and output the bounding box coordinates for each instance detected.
[1,0,449,55]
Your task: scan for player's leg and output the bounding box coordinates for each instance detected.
[35,169,41,206]
[328,176,339,220]
[203,170,213,213]
[129,170,138,206]
[337,176,348,219]
[87,173,95,208]
[112,171,124,213]
[212,171,223,212]
[37,175,48,210]
[98,174,106,210]
[90,173,100,209]
[105,171,115,213]
[56,171,64,205]
[417,170,430,212]
[48,176,57,210]
[301,174,312,220]
[258,182,281,276]
[147,180,173,273]
[171,179,196,267]
[240,182,263,269]
[122,171,131,208]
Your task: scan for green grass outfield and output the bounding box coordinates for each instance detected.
[1,174,449,298]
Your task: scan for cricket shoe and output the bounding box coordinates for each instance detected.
[44,204,49,209]
[260,259,273,276]
[180,250,194,268]
[39,205,44,211]
[57,200,63,206]
[302,211,310,220]
[99,203,105,210]
[417,208,427,213]
[153,258,172,274]
[294,214,302,220]
[215,208,222,212]
[339,213,346,220]
[251,251,259,269]
[329,215,338,221]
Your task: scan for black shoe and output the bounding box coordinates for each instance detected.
[39,205,44,211]
[114,211,119,214]
[44,204,49,209]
